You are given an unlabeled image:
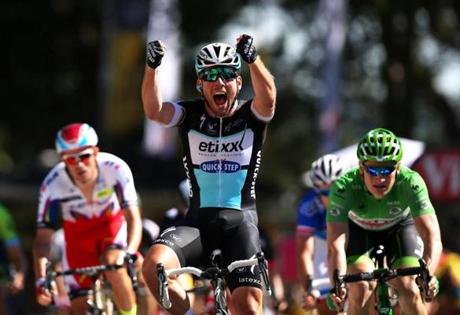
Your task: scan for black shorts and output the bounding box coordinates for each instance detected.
[346,216,423,268]
[153,207,262,291]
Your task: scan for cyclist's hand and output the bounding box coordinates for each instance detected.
[274,298,289,313]
[326,287,347,312]
[416,274,439,302]
[35,278,53,306]
[301,292,317,310]
[236,34,258,64]
[9,272,25,294]
[146,40,166,69]
[424,275,440,301]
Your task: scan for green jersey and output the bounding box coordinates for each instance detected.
[327,166,435,231]
[0,203,20,281]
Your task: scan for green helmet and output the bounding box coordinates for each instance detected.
[357,128,403,163]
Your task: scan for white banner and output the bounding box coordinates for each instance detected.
[142,0,181,157]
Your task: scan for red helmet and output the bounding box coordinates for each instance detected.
[55,123,98,154]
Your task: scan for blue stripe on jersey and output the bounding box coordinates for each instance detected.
[195,169,247,208]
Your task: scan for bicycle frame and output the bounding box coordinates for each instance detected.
[157,251,272,314]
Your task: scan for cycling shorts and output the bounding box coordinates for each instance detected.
[347,216,423,268]
[153,207,262,291]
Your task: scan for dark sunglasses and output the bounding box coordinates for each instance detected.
[63,153,93,166]
[364,165,396,177]
[199,66,239,82]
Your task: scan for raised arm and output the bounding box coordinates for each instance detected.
[236,35,276,118]
[141,40,178,125]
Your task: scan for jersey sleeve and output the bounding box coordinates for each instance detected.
[161,102,185,127]
[404,170,435,217]
[0,205,20,247]
[107,156,139,211]
[326,178,351,223]
[37,173,61,229]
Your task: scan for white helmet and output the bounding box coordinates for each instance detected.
[302,154,344,188]
[195,43,241,76]
[55,123,98,154]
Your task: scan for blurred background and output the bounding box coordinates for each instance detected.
[2,0,460,313]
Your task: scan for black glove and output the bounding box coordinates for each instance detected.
[236,34,258,64]
[146,40,166,69]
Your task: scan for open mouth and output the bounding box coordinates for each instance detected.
[213,93,228,105]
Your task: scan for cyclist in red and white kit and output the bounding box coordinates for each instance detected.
[33,123,142,315]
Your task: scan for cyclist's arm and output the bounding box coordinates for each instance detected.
[327,222,348,283]
[414,213,443,274]
[123,205,142,254]
[33,228,54,280]
[249,57,276,119]
[141,66,178,125]
[296,231,315,291]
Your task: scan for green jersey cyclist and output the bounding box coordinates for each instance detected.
[327,128,442,315]
[141,35,276,315]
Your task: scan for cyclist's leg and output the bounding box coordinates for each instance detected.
[64,246,100,315]
[224,209,264,315]
[346,221,377,315]
[387,221,426,315]
[102,247,137,314]
[68,289,92,315]
[135,254,162,315]
[142,226,202,315]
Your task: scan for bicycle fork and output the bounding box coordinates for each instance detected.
[212,277,229,315]
[375,279,394,315]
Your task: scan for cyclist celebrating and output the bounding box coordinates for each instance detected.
[296,154,344,315]
[141,34,276,315]
[33,123,142,315]
[327,128,442,315]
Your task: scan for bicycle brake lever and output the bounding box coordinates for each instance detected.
[126,255,139,293]
[44,262,54,292]
[256,252,272,296]
[157,263,172,309]
[416,259,433,303]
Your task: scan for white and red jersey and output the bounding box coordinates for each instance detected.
[37,152,138,273]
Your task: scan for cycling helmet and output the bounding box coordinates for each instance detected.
[303,154,344,188]
[55,123,98,154]
[357,128,403,163]
[195,42,241,76]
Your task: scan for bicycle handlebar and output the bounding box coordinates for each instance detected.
[156,251,272,309]
[332,258,433,302]
[44,253,139,299]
